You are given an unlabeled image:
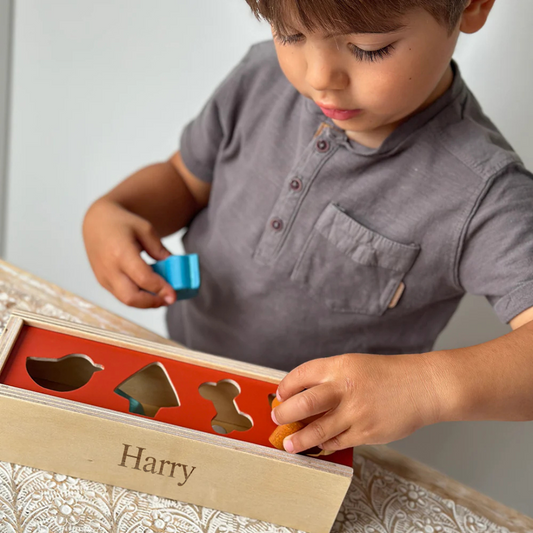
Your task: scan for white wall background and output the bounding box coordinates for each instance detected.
[5,0,533,516]
[0,0,12,256]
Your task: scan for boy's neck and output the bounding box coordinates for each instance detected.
[344,63,455,149]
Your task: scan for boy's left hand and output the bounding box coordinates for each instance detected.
[272,353,444,454]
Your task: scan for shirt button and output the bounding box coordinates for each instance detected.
[289,178,303,192]
[316,139,330,152]
[270,218,283,231]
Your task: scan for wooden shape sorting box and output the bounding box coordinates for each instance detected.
[0,311,353,533]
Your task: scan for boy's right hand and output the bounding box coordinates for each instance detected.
[82,199,177,309]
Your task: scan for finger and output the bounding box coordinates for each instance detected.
[93,270,114,293]
[319,428,362,452]
[277,357,336,402]
[111,272,168,309]
[121,251,176,305]
[136,223,172,262]
[283,408,350,454]
[272,383,339,426]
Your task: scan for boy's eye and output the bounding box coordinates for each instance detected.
[273,31,395,63]
[348,43,395,63]
[273,32,305,45]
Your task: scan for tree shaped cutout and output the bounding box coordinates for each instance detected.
[198,379,253,434]
[26,354,103,392]
[114,363,180,417]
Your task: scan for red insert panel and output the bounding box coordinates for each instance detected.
[0,326,353,467]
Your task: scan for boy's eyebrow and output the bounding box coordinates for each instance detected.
[275,21,406,38]
[323,23,406,38]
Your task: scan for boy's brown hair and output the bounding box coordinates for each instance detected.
[245,0,469,35]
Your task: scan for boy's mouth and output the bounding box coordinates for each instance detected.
[317,103,362,121]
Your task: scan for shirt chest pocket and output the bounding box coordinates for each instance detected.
[290,202,420,315]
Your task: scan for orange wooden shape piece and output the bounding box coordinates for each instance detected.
[269,394,338,457]
[270,396,304,450]
[269,421,306,450]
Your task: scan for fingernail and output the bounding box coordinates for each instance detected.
[164,295,174,305]
[271,409,279,425]
[283,437,294,453]
[276,389,282,401]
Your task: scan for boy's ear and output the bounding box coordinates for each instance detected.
[459,0,496,34]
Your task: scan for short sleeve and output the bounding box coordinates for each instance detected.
[458,164,533,323]
[179,49,252,183]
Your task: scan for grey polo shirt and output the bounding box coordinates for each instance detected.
[167,41,533,371]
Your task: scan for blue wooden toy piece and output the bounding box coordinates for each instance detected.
[114,388,146,415]
[151,254,200,300]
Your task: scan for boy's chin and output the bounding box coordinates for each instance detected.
[331,116,375,136]
[339,117,402,147]
[331,116,364,131]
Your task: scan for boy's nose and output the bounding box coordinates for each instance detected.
[305,51,349,92]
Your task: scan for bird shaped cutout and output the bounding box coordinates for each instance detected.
[114,363,180,417]
[198,379,253,434]
[26,354,103,392]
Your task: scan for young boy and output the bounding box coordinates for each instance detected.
[83,0,533,456]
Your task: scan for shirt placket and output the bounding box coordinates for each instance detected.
[253,124,341,265]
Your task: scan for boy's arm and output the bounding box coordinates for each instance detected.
[427,170,533,425]
[272,306,533,454]
[426,306,533,423]
[83,151,211,308]
[99,151,211,236]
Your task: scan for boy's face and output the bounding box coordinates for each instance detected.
[273,8,461,148]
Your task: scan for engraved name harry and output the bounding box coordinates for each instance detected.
[118,444,197,486]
